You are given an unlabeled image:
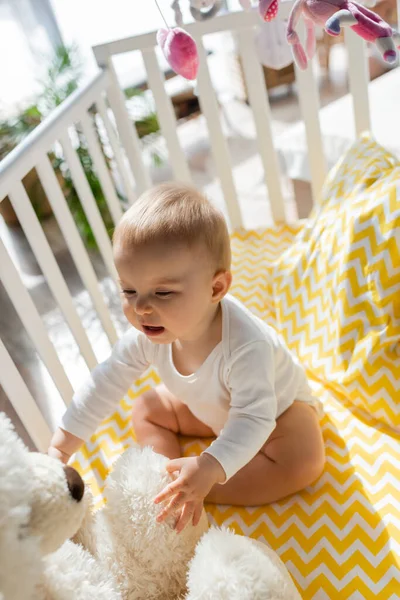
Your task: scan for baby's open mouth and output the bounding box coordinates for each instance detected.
[142,325,165,336]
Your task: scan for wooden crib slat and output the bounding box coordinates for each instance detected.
[8,180,98,371]
[237,28,286,223]
[0,338,52,452]
[295,55,327,204]
[142,47,192,184]
[36,154,118,346]
[195,37,243,229]
[59,132,119,287]
[106,60,152,194]
[0,238,73,405]
[96,94,136,206]
[79,111,124,225]
[345,30,371,136]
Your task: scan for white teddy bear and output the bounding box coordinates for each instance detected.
[0,412,301,599]
[0,412,120,600]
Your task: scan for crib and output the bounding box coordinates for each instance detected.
[1,5,400,598]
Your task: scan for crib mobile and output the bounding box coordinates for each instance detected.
[154,0,400,79]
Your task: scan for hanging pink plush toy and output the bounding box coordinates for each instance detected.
[157,27,199,79]
[155,0,199,80]
[156,0,226,80]
[285,0,400,69]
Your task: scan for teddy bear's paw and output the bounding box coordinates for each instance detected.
[93,446,209,600]
[185,527,301,599]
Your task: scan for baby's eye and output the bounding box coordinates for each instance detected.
[156,291,173,297]
[122,289,136,296]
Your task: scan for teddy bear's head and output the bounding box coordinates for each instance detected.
[0,413,87,600]
[25,451,86,554]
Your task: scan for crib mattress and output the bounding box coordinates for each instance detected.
[71,226,400,599]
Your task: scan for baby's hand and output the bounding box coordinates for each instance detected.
[154,454,225,533]
[47,445,71,464]
[47,427,83,464]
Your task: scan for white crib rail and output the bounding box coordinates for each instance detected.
[0,339,52,452]
[0,237,75,422]
[345,31,371,135]
[142,48,192,184]
[35,154,118,345]
[0,4,374,450]
[0,70,136,446]
[294,52,327,204]
[195,36,243,228]
[236,27,286,222]
[8,179,98,371]
[58,132,119,285]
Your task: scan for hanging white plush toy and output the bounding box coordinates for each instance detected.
[172,0,223,26]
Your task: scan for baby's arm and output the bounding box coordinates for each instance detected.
[154,341,277,530]
[48,428,84,464]
[204,340,278,482]
[48,328,151,462]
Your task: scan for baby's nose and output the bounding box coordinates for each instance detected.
[135,298,152,315]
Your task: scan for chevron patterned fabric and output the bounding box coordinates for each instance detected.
[273,134,400,430]
[71,137,400,598]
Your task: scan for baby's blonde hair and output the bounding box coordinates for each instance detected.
[113,182,231,271]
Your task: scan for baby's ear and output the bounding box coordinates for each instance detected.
[212,270,232,301]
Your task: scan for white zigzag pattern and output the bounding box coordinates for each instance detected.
[81,466,110,493]
[279,309,335,354]
[356,197,399,236]
[279,538,400,565]
[332,437,400,454]
[347,392,399,424]
[311,472,400,495]
[282,262,335,300]
[348,367,400,392]
[348,454,400,474]
[350,231,400,283]
[207,512,400,540]
[270,490,400,518]
[320,409,367,427]
[287,564,400,592]
[371,407,400,425]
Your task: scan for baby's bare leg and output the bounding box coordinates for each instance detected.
[206,401,325,506]
[132,384,214,459]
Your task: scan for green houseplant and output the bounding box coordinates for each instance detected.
[0,44,116,248]
[0,44,161,248]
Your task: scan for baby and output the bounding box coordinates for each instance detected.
[48,183,325,533]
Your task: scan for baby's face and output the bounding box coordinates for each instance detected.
[114,242,219,344]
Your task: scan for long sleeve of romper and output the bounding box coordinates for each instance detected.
[60,328,152,441]
[203,340,277,481]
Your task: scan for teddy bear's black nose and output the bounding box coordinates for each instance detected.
[64,465,85,502]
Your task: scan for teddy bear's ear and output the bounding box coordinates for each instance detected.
[26,452,88,556]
